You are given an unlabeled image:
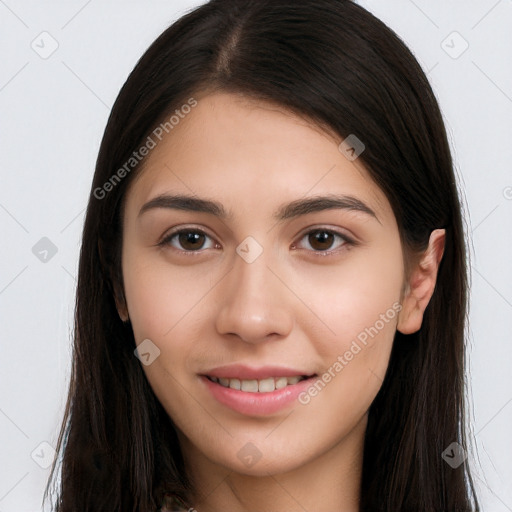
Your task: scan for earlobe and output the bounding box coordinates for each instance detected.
[116,301,130,323]
[113,283,130,323]
[397,229,445,335]
[99,238,130,322]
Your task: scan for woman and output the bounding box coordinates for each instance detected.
[44,0,480,510]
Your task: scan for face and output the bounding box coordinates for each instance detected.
[119,92,408,480]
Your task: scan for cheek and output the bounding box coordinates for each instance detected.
[121,251,219,401]
[121,253,209,424]
[296,287,399,434]
[299,241,404,348]
[122,252,212,343]
[294,242,403,409]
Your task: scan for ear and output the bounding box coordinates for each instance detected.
[98,237,130,323]
[113,280,129,323]
[397,229,445,335]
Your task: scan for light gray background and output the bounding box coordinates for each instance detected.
[1,1,511,510]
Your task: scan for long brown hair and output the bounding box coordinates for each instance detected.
[44,0,480,510]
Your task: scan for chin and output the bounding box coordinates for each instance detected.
[216,450,307,477]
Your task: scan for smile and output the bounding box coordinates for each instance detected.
[201,371,318,416]
[206,375,309,393]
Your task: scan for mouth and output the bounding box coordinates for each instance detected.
[201,372,318,415]
[205,374,316,393]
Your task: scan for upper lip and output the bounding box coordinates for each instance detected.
[202,364,316,380]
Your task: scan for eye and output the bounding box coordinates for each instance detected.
[158,226,355,256]
[293,228,354,255]
[158,228,218,253]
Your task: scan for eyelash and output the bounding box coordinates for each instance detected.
[157,226,356,257]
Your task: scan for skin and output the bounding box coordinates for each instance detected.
[117,92,445,512]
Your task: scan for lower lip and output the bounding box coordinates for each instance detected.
[200,375,316,416]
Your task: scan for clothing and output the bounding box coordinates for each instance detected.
[160,492,195,512]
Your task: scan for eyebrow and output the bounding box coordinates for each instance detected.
[138,193,379,222]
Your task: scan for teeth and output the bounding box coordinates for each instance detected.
[258,378,275,392]
[229,378,241,390]
[275,377,288,389]
[241,379,258,392]
[209,375,308,392]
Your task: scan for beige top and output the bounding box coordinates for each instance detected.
[160,493,195,512]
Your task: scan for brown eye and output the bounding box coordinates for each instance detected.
[308,230,335,251]
[295,228,353,255]
[178,231,206,250]
[159,229,216,252]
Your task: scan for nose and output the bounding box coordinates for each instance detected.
[214,246,294,344]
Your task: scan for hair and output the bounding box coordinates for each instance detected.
[44,0,480,510]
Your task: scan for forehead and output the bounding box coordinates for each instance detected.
[124,92,391,223]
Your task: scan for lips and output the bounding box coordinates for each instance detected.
[200,364,318,415]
